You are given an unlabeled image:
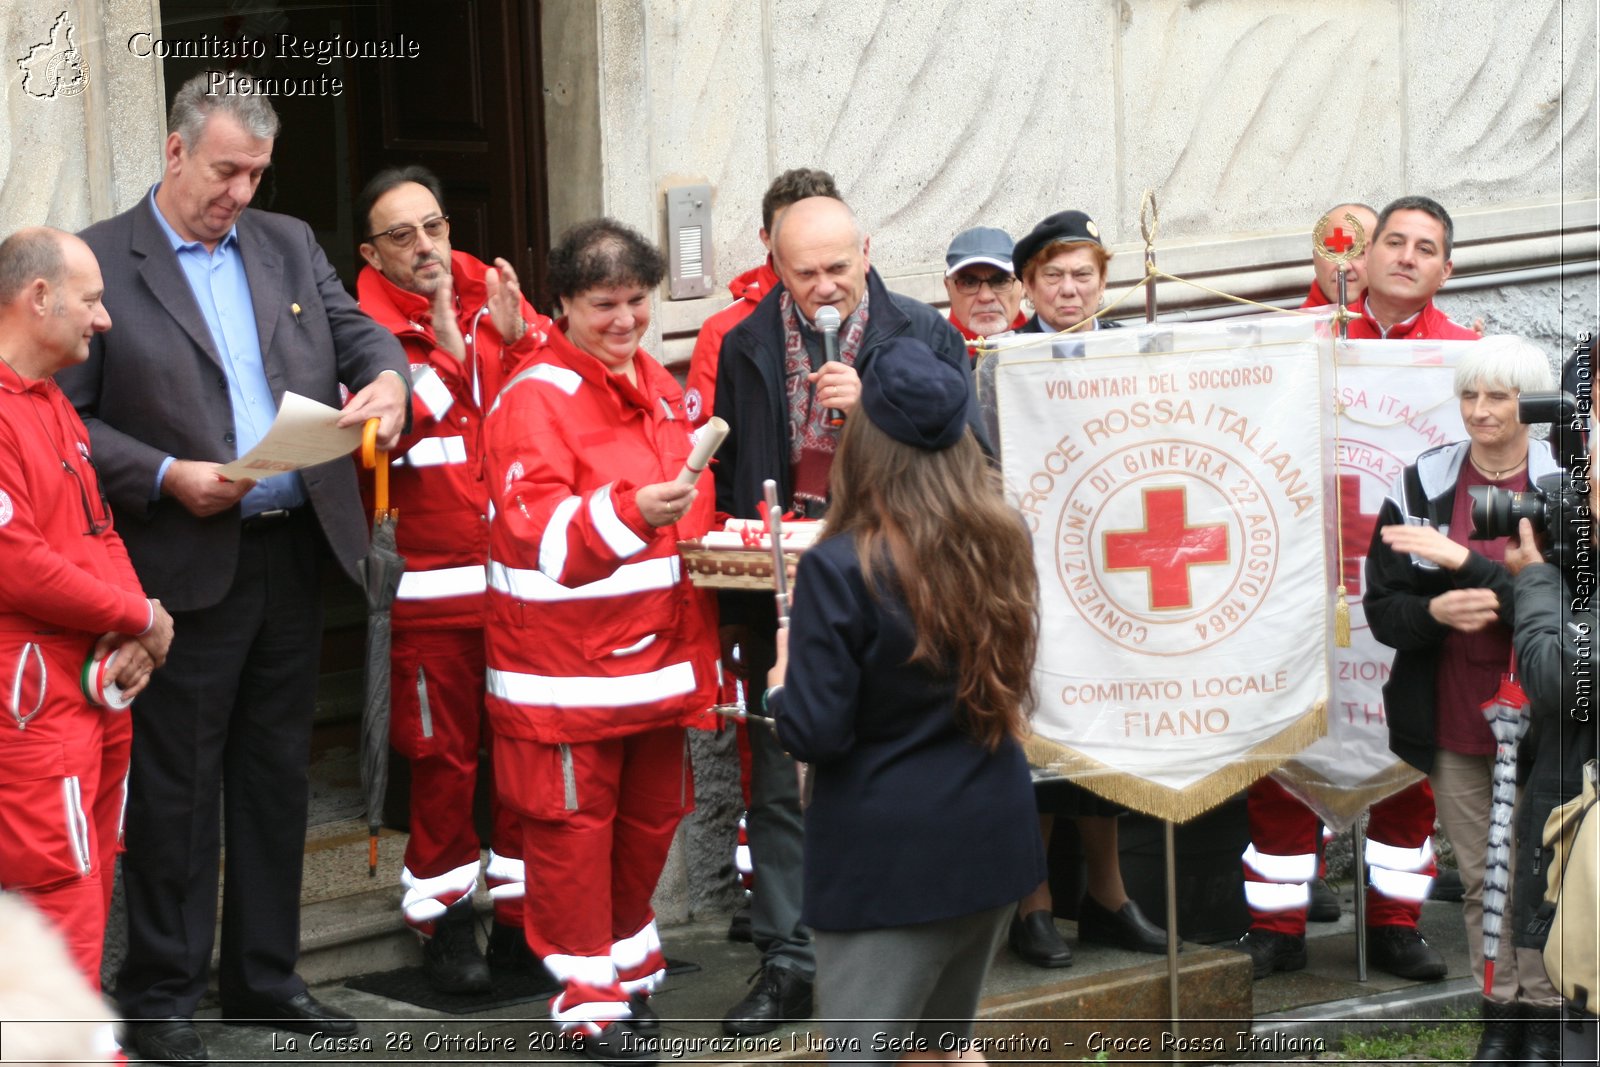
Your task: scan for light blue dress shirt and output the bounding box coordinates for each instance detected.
[148,186,306,516]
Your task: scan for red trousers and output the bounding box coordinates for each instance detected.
[390,628,522,931]
[1244,776,1436,935]
[0,637,131,987]
[495,726,691,1031]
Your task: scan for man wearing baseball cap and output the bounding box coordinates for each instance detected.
[943,227,1026,357]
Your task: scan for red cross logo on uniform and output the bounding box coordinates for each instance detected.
[1103,486,1229,611]
[1339,473,1380,595]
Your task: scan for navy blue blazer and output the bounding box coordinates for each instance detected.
[771,534,1045,932]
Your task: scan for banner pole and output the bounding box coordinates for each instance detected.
[1140,190,1160,324]
[1353,810,1369,981]
[1165,819,1181,1038]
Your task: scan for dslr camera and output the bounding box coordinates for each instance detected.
[1469,333,1594,577]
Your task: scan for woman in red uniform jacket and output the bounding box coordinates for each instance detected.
[482,219,717,1062]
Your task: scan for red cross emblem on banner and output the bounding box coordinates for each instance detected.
[1103,486,1229,610]
[1339,473,1380,595]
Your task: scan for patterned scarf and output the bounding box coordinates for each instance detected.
[780,289,868,516]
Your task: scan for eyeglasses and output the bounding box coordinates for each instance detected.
[951,273,1015,295]
[67,443,111,536]
[368,216,450,249]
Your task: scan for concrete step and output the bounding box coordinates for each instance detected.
[294,820,417,987]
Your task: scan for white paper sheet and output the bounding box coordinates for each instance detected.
[216,392,362,481]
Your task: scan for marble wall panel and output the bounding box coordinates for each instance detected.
[643,0,772,286]
[1115,0,1406,245]
[0,0,163,233]
[1403,1,1597,209]
[3,1,98,228]
[597,0,653,230]
[763,0,1119,276]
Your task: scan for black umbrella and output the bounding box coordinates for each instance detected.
[359,423,406,876]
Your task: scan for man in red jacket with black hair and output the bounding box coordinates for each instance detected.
[1238,197,1466,983]
[355,165,551,993]
[1346,195,1478,341]
[683,168,840,428]
[0,227,174,987]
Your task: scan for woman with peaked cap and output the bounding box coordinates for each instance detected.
[1014,209,1121,337]
[1003,209,1165,970]
[767,336,1045,1058]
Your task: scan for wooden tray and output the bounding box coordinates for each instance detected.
[677,541,802,590]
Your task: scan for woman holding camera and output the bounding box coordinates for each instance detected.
[767,337,1045,1059]
[1365,337,1561,1061]
[1505,350,1598,1066]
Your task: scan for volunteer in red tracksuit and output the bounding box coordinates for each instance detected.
[355,168,553,990]
[684,262,776,430]
[1240,197,1469,980]
[484,219,717,1058]
[0,227,173,987]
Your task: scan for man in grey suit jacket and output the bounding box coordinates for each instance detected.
[58,71,408,1063]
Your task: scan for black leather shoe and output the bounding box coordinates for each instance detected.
[1366,924,1447,980]
[1472,998,1522,1062]
[1234,928,1307,980]
[129,1018,208,1064]
[222,991,357,1036]
[1077,896,1169,954]
[1008,909,1073,968]
[487,921,541,975]
[422,899,491,994]
[1308,878,1342,922]
[628,992,660,1033]
[721,965,813,1036]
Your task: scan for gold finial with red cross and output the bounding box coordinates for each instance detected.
[1313,210,1367,267]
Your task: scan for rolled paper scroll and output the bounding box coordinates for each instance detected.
[677,416,730,485]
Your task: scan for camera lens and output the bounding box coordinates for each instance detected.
[1468,485,1547,540]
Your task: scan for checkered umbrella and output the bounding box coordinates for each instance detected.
[1479,668,1530,996]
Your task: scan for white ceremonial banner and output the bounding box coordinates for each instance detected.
[995,314,1335,822]
[1272,339,1475,831]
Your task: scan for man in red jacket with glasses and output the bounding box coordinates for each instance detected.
[356,165,551,993]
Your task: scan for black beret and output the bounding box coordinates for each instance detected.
[859,337,969,451]
[1011,209,1104,276]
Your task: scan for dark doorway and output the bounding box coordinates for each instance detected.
[149,3,550,802]
[153,0,549,298]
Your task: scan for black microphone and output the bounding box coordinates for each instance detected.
[814,304,845,427]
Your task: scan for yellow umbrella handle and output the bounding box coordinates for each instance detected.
[361,418,389,516]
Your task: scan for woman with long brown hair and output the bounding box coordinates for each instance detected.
[766,336,1044,1060]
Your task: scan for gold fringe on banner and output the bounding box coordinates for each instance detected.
[1024,701,1328,824]
[1273,759,1425,831]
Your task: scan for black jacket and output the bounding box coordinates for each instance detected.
[1510,561,1598,949]
[1363,441,1560,773]
[1017,313,1122,333]
[711,268,987,643]
[770,534,1045,931]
